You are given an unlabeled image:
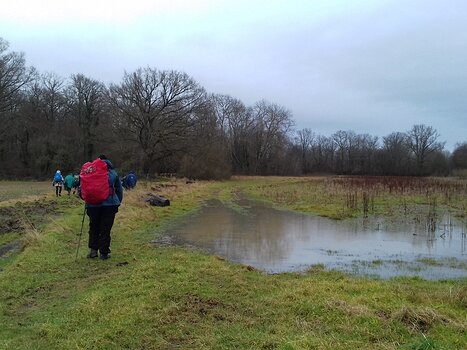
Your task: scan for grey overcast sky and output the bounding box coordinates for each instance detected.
[1,0,466,150]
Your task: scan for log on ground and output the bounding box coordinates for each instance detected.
[145,193,170,207]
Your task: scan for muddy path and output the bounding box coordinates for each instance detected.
[0,200,60,257]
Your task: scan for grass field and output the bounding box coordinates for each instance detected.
[234,176,467,220]
[0,177,466,349]
[0,181,52,203]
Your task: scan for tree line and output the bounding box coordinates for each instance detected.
[0,38,465,179]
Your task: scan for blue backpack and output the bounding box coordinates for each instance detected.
[126,173,137,188]
[54,173,62,182]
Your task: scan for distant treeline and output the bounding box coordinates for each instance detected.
[0,37,466,179]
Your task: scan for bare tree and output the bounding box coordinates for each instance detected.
[109,68,206,174]
[407,125,445,175]
[251,100,294,174]
[0,38,35,114]
[310,135,335,173]
[209,95,257,173]
[224,100,254,174]
[179,99,231,179]
[16,73,66,174]
[210,94,238,136]
[451,142,467,169]
[295,128,315,174]
[332,130,352,174]
[0,38,36,144]
[353,133,378,174]
[67,74,107,162]
[379,132,411,175]
[40,72,66,123]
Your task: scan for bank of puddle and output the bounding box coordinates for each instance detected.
[163,199,466,280]
[0,201,59,258]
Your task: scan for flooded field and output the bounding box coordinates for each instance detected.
[166,199,467,279]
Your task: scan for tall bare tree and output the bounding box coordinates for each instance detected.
[407,125,445,175]
[296,128,315,174]
[109,68,206,174]
[210,94,253,173]
[310,135,335,173]
[353,133,378,174]
[332,130,352,174]
[0,39,36,176]
[379,132,411,175]
[451,142,467,170]
[40,73,66,123]
[0,38,35,114]
[251,100,294,174]
[179,99,231,179]
[16,73,67,174]
[67,74,107,162]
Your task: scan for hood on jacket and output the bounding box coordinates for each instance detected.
[102,159,114,169]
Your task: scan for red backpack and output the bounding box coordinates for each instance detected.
[80,158,110,204]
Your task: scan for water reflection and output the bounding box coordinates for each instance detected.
[166,200,467,279]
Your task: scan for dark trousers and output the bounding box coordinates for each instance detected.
[55,185,62,196]
[86,206,118,255]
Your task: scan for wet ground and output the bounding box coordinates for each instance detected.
[164,199,467,279]
[0,201,58,257]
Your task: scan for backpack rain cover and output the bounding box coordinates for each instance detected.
[80,159,109,204]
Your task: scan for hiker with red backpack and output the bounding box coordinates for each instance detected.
[79,154,123,260]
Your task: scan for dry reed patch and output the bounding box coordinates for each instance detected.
[395,307,455,332]
[327,299,372,317]
[449,286,467,308]
[21,227,43,247]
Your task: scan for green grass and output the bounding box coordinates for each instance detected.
[0,181,52,203]
[0,178,466,349]
[0,232,19,246]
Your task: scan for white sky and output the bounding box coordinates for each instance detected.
[1,0,466,150]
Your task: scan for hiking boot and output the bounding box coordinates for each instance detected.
[99,253,110,260]
[87,249,98,259]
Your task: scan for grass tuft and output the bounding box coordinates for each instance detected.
[395,307,451,332]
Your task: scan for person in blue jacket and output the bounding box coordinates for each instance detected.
[52,170,64,196]
[122,171,137,190]
[86,154,123,260]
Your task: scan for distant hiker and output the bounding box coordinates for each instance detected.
[64,173,74,195]
[80,154,123,260]
[52,170,64,197]
[72,173,80,195]
[122,171,137,190]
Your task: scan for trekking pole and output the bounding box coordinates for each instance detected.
[75,205,87,261]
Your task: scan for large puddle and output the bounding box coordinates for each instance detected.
[165,199,467,279]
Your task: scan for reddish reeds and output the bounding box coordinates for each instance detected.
[324,176,467,221]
